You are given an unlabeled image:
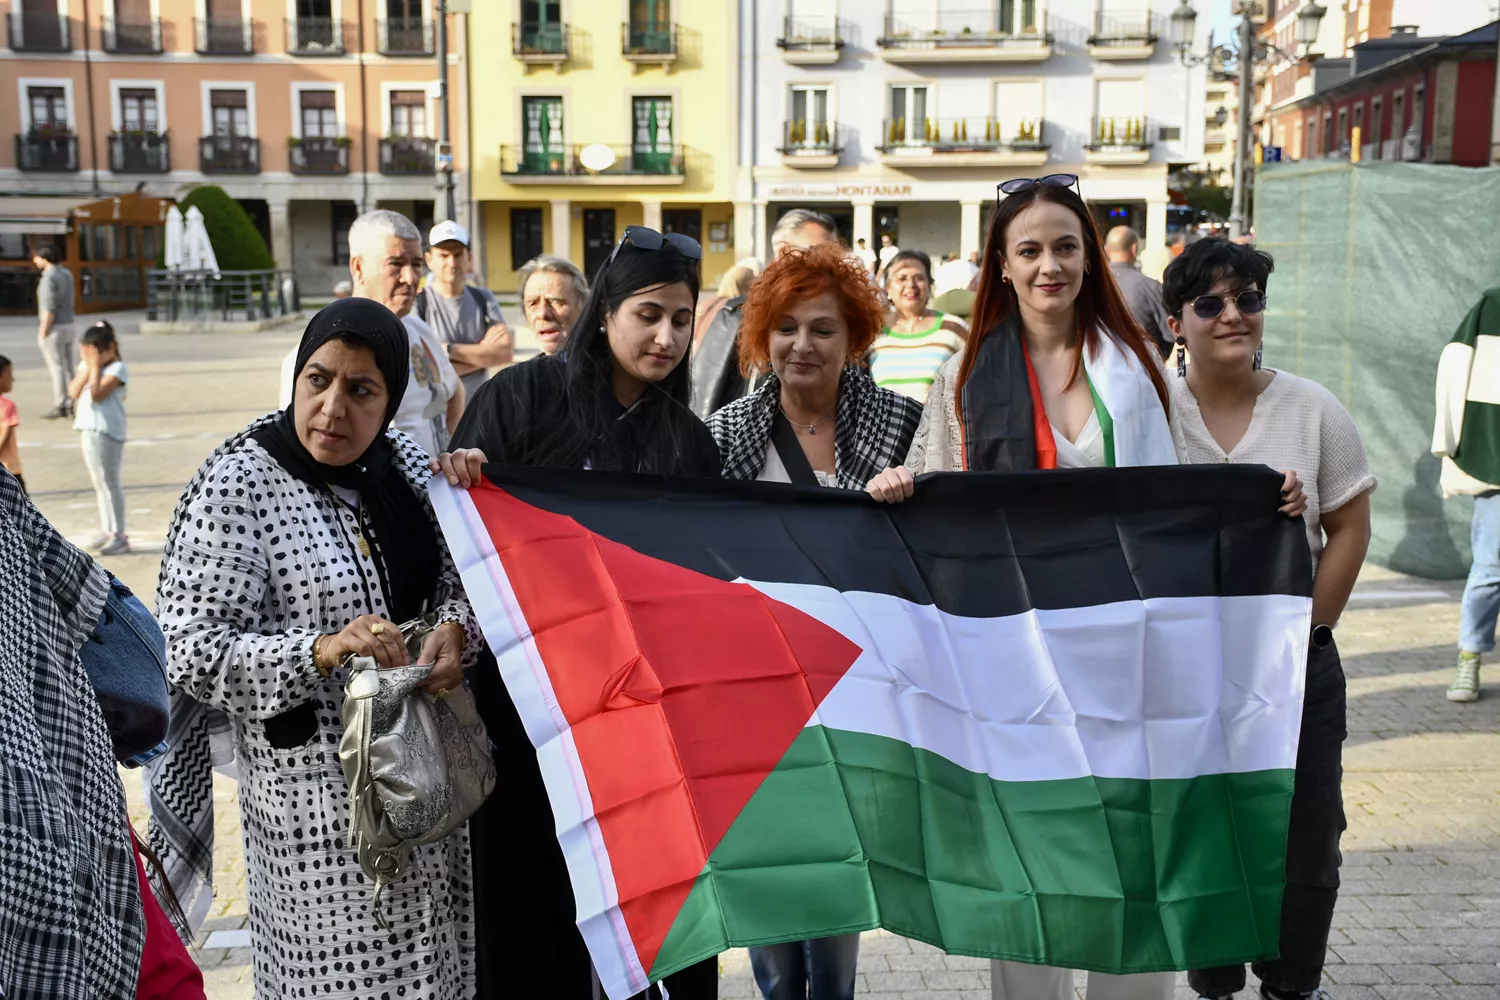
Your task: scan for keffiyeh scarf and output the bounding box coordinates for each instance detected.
[0,469,143,1000]
[709,366,925,489]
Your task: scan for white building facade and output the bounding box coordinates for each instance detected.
[736,0,1209,276]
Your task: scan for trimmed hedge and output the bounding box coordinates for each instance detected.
[159,185,275,271]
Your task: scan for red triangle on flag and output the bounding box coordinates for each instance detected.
[468,482,863,977]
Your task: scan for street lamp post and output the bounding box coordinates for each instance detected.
[435,0,455,223]
[1171,1,1326,240]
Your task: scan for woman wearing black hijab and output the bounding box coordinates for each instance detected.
[147,297,481,999]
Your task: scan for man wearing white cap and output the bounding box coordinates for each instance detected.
[417,220,513,404]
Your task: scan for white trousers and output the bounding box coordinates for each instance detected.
[990,961,1176,1000]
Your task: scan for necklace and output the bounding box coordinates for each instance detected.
[329,488,371,558]
[786,417,826,435]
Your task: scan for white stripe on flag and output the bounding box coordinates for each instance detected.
[744,582,1312,783]
[430,481,650,997]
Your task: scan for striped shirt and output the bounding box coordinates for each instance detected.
[869,312,969,401]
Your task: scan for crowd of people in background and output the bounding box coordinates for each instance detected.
[37,165,1500,1000]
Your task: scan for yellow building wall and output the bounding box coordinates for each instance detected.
[468,0,737,291]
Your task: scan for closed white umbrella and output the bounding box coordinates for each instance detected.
[164,204,185,270]
[183,205,219,274]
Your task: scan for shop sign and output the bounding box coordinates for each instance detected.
[766,183,916,200]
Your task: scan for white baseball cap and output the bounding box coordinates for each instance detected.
[428,220,470,248]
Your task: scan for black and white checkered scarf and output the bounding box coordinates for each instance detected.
[0,469,144,1000]
[708,366,925,489]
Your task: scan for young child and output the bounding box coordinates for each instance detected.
[0,355,21,492]
[69,322,129,555]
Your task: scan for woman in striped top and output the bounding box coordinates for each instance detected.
[868,249,969,401]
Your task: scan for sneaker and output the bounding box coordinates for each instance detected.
[1448,652,1481,703]
[85,531,112,551]
[40,405,69,420]
[97,534,130,556]
[1261,986,1332,1000]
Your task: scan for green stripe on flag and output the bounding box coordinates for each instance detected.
[651,726,1292,981]
[1086,371,1117,468]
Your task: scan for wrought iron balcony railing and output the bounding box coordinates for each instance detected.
[109,132,170,173]
[1086,116,1154,150]
[102,15,162,53]
[16,132,79,172]
[499,143,685,178]
[195,16,255,54]
[290,136,350,175]
[200,135,260,173]
[287,16,343,54]
[877,117,1047,151]
[6,12,71,52]
[378,18,433,55]
[380,136,435,175]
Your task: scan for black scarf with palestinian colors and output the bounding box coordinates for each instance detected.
[960,316,1177,471]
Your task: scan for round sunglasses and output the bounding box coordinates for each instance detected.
[997,173,1080,198]
[1187,290,1267,320]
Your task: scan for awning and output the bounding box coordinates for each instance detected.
[0,195,78,235]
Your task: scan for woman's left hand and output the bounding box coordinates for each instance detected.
[1280,470,1307,518]
[417,622,466,693]
[430,448,488,488]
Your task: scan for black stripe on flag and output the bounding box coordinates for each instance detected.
[484,464,1313,617]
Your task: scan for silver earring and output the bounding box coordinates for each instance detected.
[1253,343,1263,371]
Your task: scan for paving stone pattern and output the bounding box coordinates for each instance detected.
[7,318,1491,1000]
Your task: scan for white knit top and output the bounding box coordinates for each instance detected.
[1169,369,1377,569]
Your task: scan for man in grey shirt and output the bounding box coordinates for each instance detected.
[33,244,77,419]
[1105,226,1173,358]
[416,220,512,405]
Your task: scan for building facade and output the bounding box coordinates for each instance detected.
[0,0,467,299]
[740,0,1207,276]
[468,0,739,292]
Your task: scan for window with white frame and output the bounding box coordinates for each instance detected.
[888,83,929,145]
[1094,78,1145,144]
[119,88,159,132]
[788,86,831,148]
[28,86,68,131]
[301,90,338,138]
[389,90,427,137]
[210,89,250,137]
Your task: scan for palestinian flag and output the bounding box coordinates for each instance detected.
[432,464,1313,1000]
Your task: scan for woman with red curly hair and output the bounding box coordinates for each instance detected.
[707,243,923,496]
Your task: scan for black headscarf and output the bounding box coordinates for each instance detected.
[251,298,441,622]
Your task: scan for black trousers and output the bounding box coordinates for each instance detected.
[469,649,718,1000]
[1188,639,1348,998]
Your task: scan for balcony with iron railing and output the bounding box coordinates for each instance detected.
[380,136,435,175]
[15,130,79,172]
[102,15,162,53]
[776,15,847,64]
[109,132,170,173]
[778,121,844,168]
[195,16,255,54]
[877,117,1049,166]
[378,18,433,55]
[6,11,71,51]
[290,136,350,175]
[621,21,677,65]
[499,143,686,185]
[1085,117,1154,164]
[876,5,1051,62]
[286,16,343,55]
[512,22,568,66]
[200,135,260,174]
[1087,9,1158,59]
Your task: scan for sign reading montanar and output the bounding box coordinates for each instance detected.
[432,465,1314,1000]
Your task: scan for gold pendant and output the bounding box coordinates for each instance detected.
[358,534,370,558]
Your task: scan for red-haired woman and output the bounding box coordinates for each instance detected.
[865,176,1304,1000]
[709,243,923,494]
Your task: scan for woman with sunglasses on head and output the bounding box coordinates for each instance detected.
[1164,239,1373,1000]
[869,248,969,401]
[864,177,1304,1000]
[435,226,722,1000]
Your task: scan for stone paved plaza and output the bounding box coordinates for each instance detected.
[3,315,1496,1000]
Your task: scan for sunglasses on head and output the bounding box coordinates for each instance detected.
[605,225,703,270]
[997,173,1080,200]
[1186,290,1267,320]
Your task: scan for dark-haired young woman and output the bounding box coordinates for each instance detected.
[865,179,1304,1000]
[439,227,721,1000]
[1163,238,1373,1000]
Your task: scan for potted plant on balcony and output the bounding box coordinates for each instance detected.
[333,136,352,148]
[287,136,303,148]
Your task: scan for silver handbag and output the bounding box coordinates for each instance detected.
[338,614,496,927]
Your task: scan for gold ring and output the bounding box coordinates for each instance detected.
[369,623,387,636]
[433,688,451,700]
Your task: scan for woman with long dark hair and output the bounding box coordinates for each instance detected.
[866,177,1304,1000]
[440,227,721,1000]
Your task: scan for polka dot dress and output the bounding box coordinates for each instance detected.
[156,432,478,999]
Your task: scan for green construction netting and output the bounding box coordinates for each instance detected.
[1254,160,1500,579]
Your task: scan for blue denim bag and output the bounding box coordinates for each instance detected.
[79,575,170,767]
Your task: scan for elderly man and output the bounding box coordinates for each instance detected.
[690,208,837,418]
[1105,225,1173,357]
[417,221,513,403]
[517,254,588,357]
[279,210,462,457]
